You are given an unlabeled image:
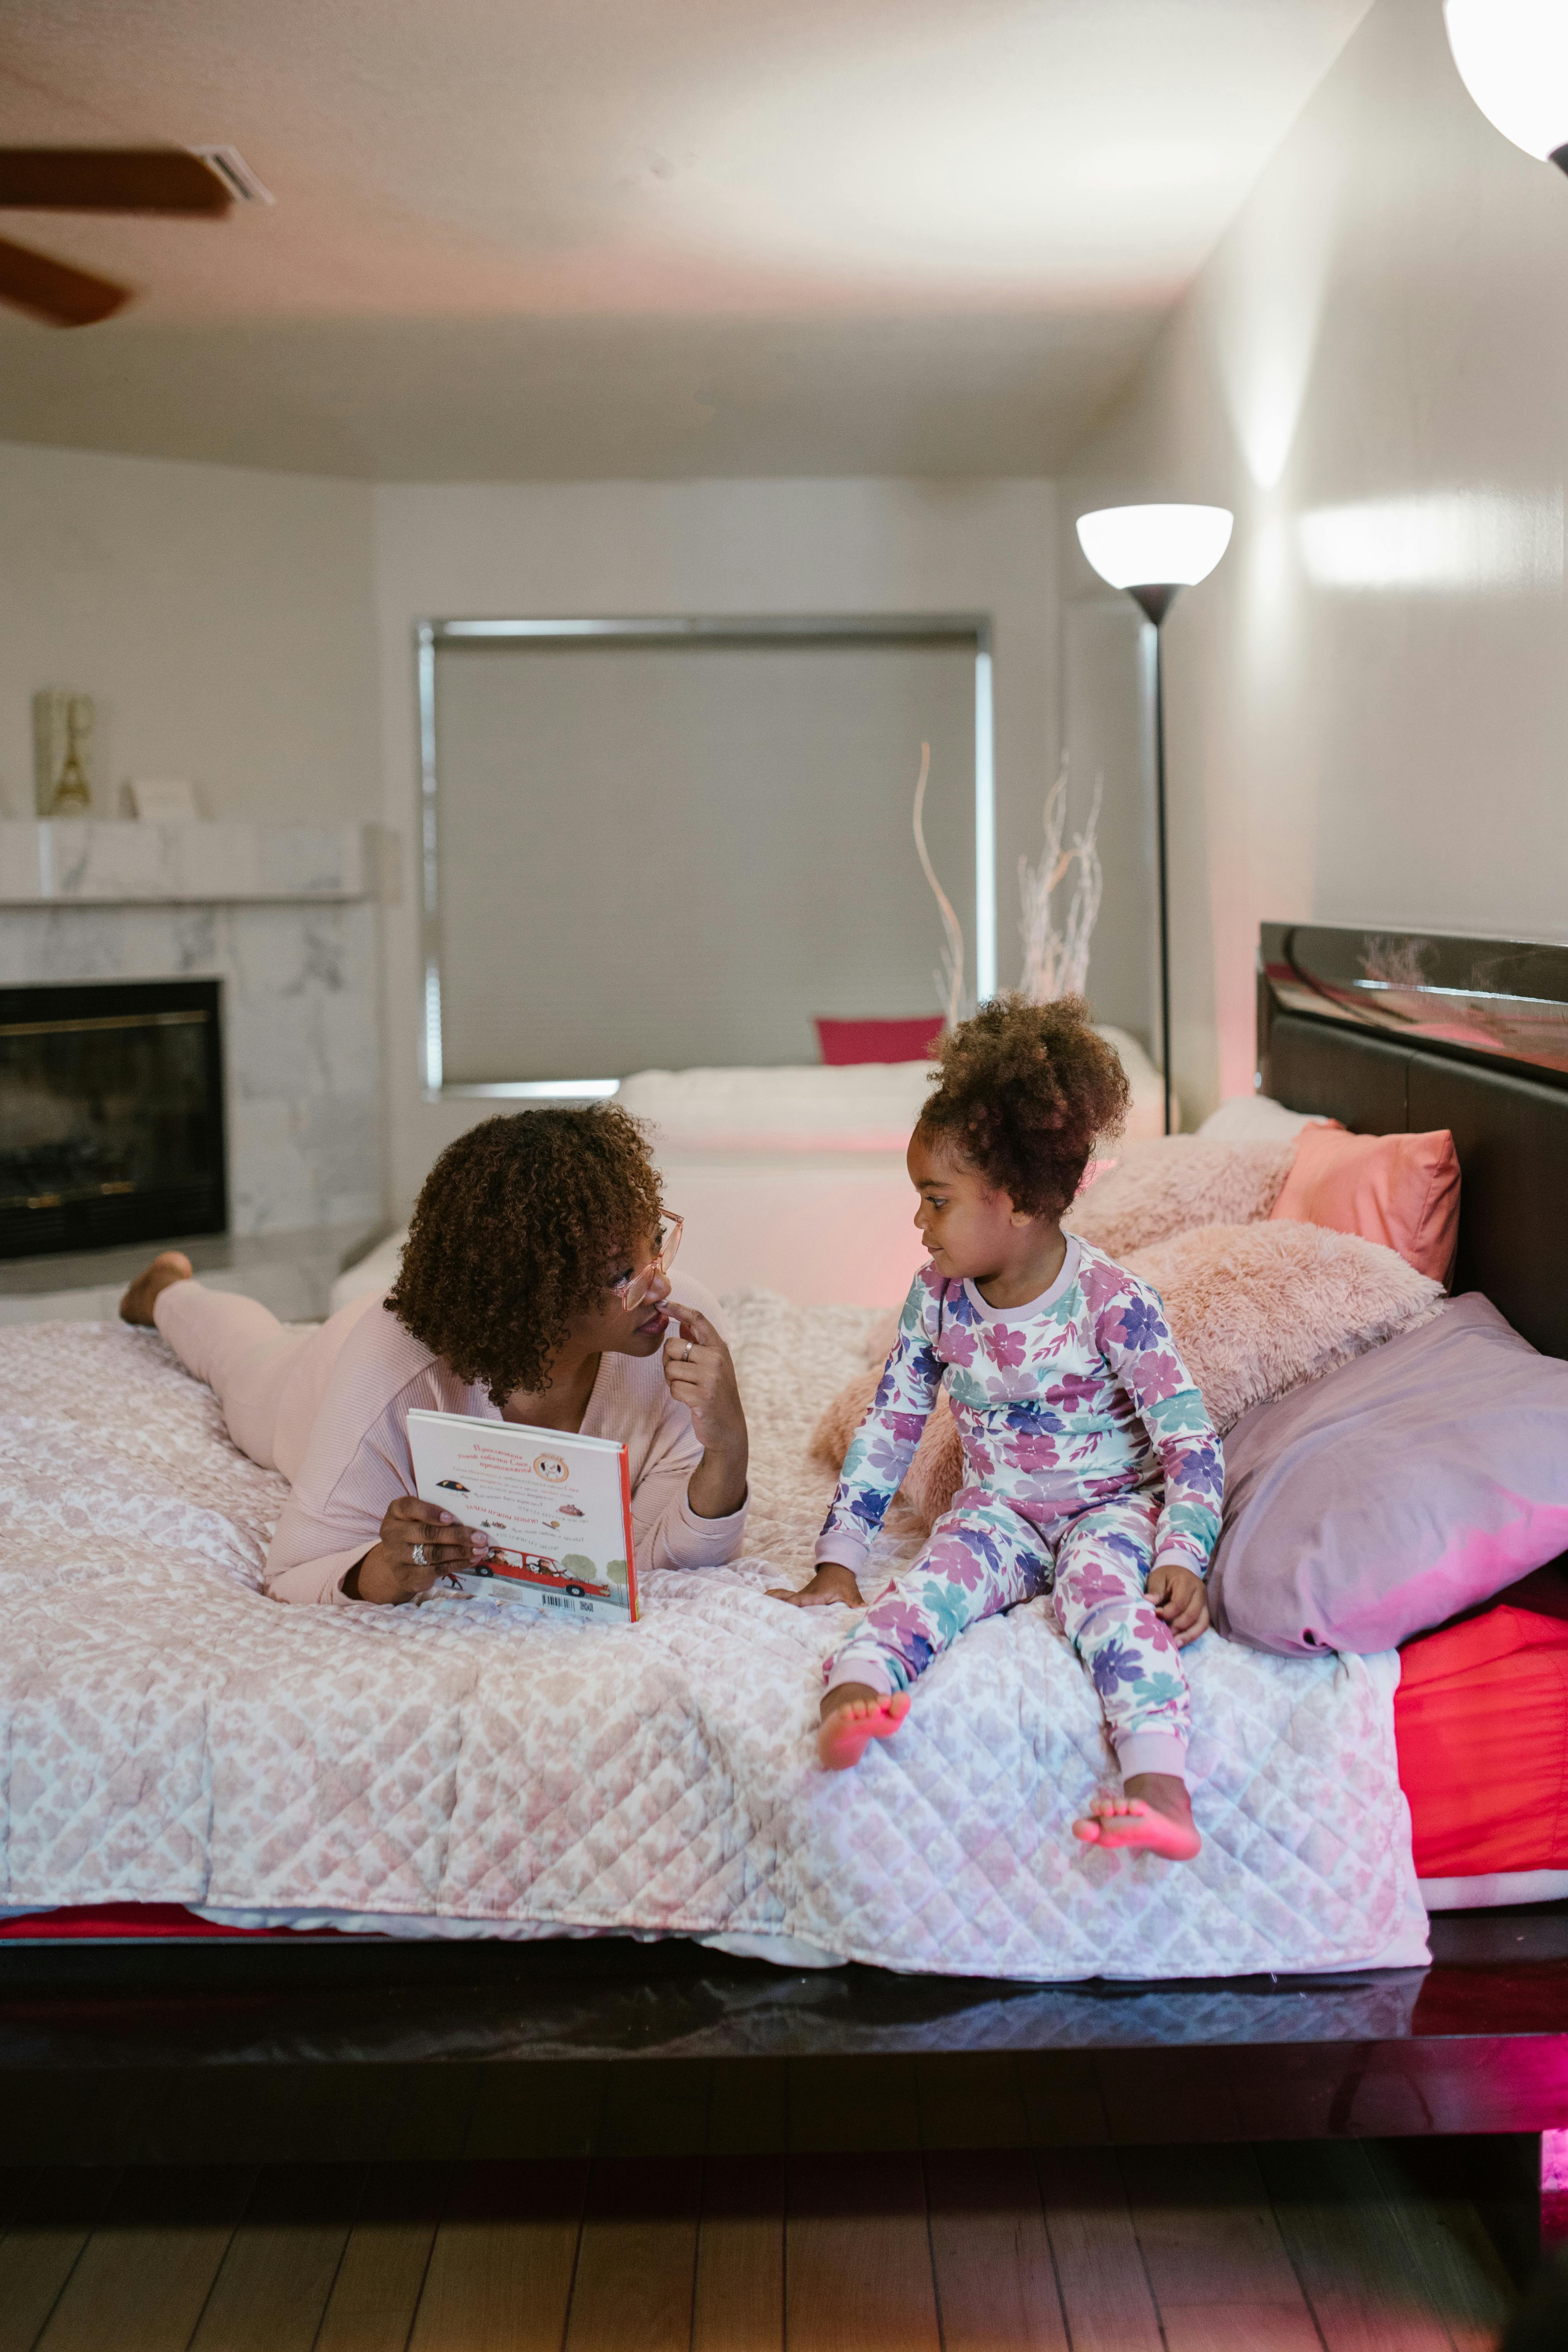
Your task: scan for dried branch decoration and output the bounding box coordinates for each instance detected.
[1019,755,1103,1004]
[912,739,966,1030]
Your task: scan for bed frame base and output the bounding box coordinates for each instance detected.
[1,1911,1565,2275]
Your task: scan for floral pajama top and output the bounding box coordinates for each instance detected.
[816,1237,1223,1582]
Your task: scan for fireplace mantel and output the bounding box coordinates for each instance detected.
[0,821,386,906]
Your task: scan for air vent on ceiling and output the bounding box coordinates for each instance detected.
[191,146,275,205]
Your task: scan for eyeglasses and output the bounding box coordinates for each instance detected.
[611,1214,683,1313]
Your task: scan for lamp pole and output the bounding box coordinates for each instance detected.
[1128,581,1179,1136]
[1073,505,1232,1140]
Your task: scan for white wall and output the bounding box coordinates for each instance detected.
[1061,596,1153,1048]
[1060,0,1568,1123]
[371,477,1060,1215]
[0,442,378,824]
[0,441,387,1238]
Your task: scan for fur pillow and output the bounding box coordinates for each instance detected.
[809,1223,1444,1536]
[1122,1222,1444,1435]
[1064,1137,1298,1258]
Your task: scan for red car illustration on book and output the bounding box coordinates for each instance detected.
[468,1546,614,1600]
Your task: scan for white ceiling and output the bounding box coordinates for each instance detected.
[0,0,1371,479]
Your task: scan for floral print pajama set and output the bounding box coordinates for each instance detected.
[817,1237,1223,1780]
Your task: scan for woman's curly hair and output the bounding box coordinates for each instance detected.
[917,994,1129,1218]
[387,1106,663,1404]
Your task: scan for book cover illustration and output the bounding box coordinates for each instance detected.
[406,1409,638,1626]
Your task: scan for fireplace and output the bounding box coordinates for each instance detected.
[0,978,226,1258]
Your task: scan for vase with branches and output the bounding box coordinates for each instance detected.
[911,739,967,1032]
[1019,755,1103,1004]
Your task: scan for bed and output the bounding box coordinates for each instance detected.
[3,925,1567,2272]
[0,1293,1425,1980]
[333,1024,1170,1311]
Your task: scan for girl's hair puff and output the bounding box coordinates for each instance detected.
[917,993,1129,1218]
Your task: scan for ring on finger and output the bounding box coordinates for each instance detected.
[411,1541,428,1567]
[683,1341,694,1361]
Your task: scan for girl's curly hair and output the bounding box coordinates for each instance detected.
[387,1106,663,1403]
[917,993,1129,1218]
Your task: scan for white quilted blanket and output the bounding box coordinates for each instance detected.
[0,1299,1428,1981]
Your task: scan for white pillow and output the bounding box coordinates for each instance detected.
[615,1062,934,1151]
[619,1024,1169,1151]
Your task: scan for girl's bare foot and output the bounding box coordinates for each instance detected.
[818,1684,911,1771]
[119,1251,193,1326]
[1072,1771,1200,1861]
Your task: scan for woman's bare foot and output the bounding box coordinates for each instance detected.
[1072,1772,1200,1861]
[119,1251,193,1326]
[818,1684,911,1771]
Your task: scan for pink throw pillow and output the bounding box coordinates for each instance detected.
[815,1016,943,1066]
[1270,1126,1460,1284]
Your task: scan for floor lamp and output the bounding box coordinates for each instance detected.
[1074,504,1234,1135]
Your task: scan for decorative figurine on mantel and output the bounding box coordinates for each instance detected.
[32,690,95,817]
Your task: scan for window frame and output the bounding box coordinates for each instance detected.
[415,612,996,1101]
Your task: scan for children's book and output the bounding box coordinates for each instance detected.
[405,1409,639,1625]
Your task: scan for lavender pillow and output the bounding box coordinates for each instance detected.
[1209,1294,1568,1656]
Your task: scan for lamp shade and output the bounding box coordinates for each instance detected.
[1444,0,1568,166]
[1075,504,1234,592]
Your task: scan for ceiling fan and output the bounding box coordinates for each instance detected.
[0,148,265,327]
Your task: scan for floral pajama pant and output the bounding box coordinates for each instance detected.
[824,1485,1195,1779]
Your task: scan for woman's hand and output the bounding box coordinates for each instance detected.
[1147,1562,1210,1648]
[664,1300,749,1520]
[768,1562,864,1609]
[345,1494,490,1605]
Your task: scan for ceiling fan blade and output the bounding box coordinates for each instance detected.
[0,149,230,215]
[0,235,130,327]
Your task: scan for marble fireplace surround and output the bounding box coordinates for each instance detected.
[0,822,385,1248]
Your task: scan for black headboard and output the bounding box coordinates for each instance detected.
[1257,922,1568,1362]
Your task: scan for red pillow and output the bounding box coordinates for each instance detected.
[1269,1125,1460,1283]
[814,1016,944,1066]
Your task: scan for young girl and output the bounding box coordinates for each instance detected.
[771,996,1222,1860]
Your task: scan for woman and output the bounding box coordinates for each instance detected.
[119,1107,749,1606]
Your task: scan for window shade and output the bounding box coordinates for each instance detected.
[431,638,978,1083]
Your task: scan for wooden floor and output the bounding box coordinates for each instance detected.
[0,2138,1516,2352]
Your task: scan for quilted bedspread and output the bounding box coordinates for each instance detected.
[0,1299,1429,1981]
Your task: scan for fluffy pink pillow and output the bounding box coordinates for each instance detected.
[809,1223,1443,1536]
[1123,1221,1444,1435]
[1270,1126,1460,1284]
[1065,1137,1298,1257]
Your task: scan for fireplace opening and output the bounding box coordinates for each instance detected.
[0,978,226,1258]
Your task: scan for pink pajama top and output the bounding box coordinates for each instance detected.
[261,1277,748,1606]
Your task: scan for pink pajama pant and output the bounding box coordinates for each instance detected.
[153,1280,347,1481]
[824,1485,1194,1780]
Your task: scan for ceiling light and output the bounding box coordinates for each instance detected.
[1443,0,1568,171]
